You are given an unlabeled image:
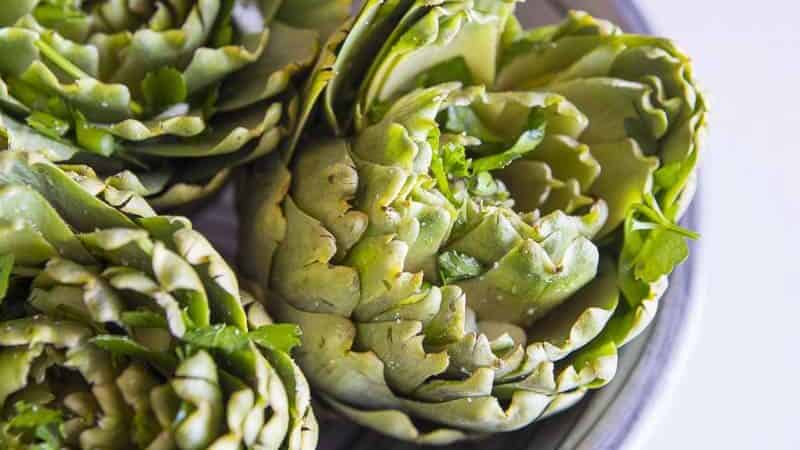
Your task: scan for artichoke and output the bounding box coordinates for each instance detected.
[239,2,705,445]
[0,150,317,449]
[0,0,350,210]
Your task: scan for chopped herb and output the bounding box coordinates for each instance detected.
[8,401,63,450]
[181,324,249,354]
[438,250,483,284]
[471,110,546,173]
[248,324,303,354]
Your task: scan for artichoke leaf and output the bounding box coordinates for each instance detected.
[239,5,704,443]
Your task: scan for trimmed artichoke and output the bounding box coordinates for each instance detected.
[0,150,317,449]
[0,0,350,210]
[239,2,705,445]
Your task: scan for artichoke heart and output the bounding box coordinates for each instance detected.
[239,2,705,444]
[0,151,316,450]
[0,0,351,210]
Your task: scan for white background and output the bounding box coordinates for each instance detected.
[636,1,800,449]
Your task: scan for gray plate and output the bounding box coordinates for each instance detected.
[191,1,701,448]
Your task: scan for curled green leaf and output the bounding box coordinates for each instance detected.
[181,324,249,354]
[248,323,303,354]
[438,250,483,285]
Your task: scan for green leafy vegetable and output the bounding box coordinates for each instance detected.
[431,141,470,201]
[468,171,507,199]
[441,142,471,178]
[634,197,700,240]
[8,401,63,450]
[32,423,62,450]
[8,402,62,431]
[632,228,690,283]
[181,323,304,355]
[471,111,547,173]
[438,250,484,284]
[248,324,303,354]
[181,324,249,354]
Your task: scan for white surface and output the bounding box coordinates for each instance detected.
[636,1,800,449]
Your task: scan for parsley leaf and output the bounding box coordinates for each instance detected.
[653,161,683,190]
[632,228,690,283]
[181,324,249,354]
[619,197,699,308]
[8,401,63,450]
[181,324,303,355]
[430,145,450,199]
[438,251,483,284]
[469,171,507,199]
[248,324,303,354]
[33,424,61,450]
[441,142,471,177]
[471,109,546,173]
[431,142,471,201]
[636,195,700,239]
[434,109,546,203]
[8,402,62,430]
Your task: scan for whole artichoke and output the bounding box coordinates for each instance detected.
[239,1,705,445]
[0,0,350,210]
[0,150,317,449]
